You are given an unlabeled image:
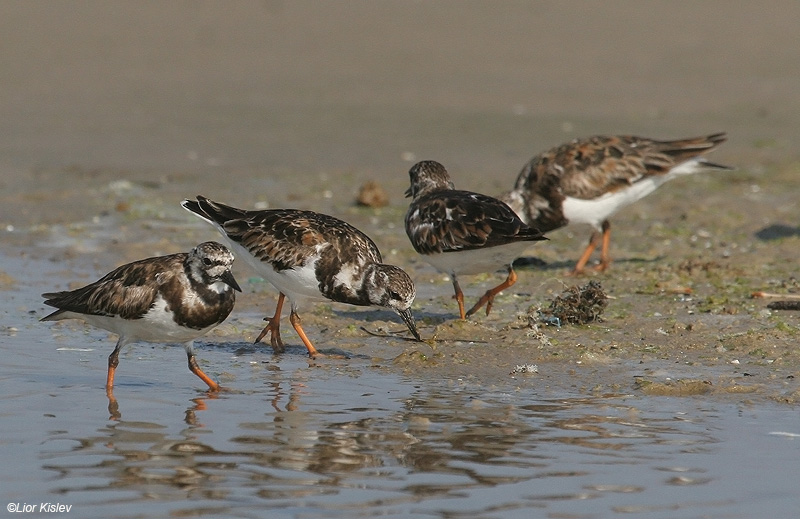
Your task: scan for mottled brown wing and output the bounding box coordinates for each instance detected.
[225,209,382,271]
[522,133,728,201]
[509,157,569,232]
[406,190,545,255]
[42,254,183,320]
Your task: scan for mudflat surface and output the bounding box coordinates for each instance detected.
[3,1,799,402]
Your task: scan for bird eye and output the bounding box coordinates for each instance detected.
[202,257,212,266]
[389,290,400,300]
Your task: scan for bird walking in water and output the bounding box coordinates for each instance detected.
[41,242,241,394]
[182,195,421,358]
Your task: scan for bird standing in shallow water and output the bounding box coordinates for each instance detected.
[404,160,547,320]
[501,133,733,275]
[182,195,421,358]
[41,242,241,394]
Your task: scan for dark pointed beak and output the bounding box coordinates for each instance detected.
[220,269,242,292]
[404,186,412,198]
[398,308,421,341]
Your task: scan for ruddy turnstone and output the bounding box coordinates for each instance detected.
[404,160,547,320]
[181,195,421,357]
[501,133,733,274]
[41,242,241,393]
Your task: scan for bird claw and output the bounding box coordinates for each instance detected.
[254,317,285,353]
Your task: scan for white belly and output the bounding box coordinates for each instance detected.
[561,158,711,229]
[62,306,214,345]
[223,238,326,304]
[562,176,668,229]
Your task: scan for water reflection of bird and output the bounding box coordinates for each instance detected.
[182,195,421,357]
[501,133,732,274]
[41,242,240,395]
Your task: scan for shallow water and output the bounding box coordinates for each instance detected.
[1,251,798,519]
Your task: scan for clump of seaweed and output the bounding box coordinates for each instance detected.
[767,300,800,311]
[537,281,608,325]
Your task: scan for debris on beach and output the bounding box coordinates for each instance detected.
[510,364,539,375]
[751,289,800,310]
[355,180,389,208]
[536,281,608,325]
[766,300,800,311]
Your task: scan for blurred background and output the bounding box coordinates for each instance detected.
[1,0,797,232]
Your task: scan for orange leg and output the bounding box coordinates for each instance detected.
[188,353,220,391]
[596,220,612,271]
[106,366,117,392]
[106,390,120,420]
[254,292,286,352]
[572,229,602,275]
[466,266,518,318]
[572,220,613,275]
[452,276,467,320]
[106,341,122,392]
[289,309,320,358]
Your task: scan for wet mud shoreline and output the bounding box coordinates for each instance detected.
[0,1,799,405]
[6,155,799,405]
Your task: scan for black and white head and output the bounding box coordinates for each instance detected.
[365,264,421,341]
[405,160,455,200]
[187,241,242,293]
